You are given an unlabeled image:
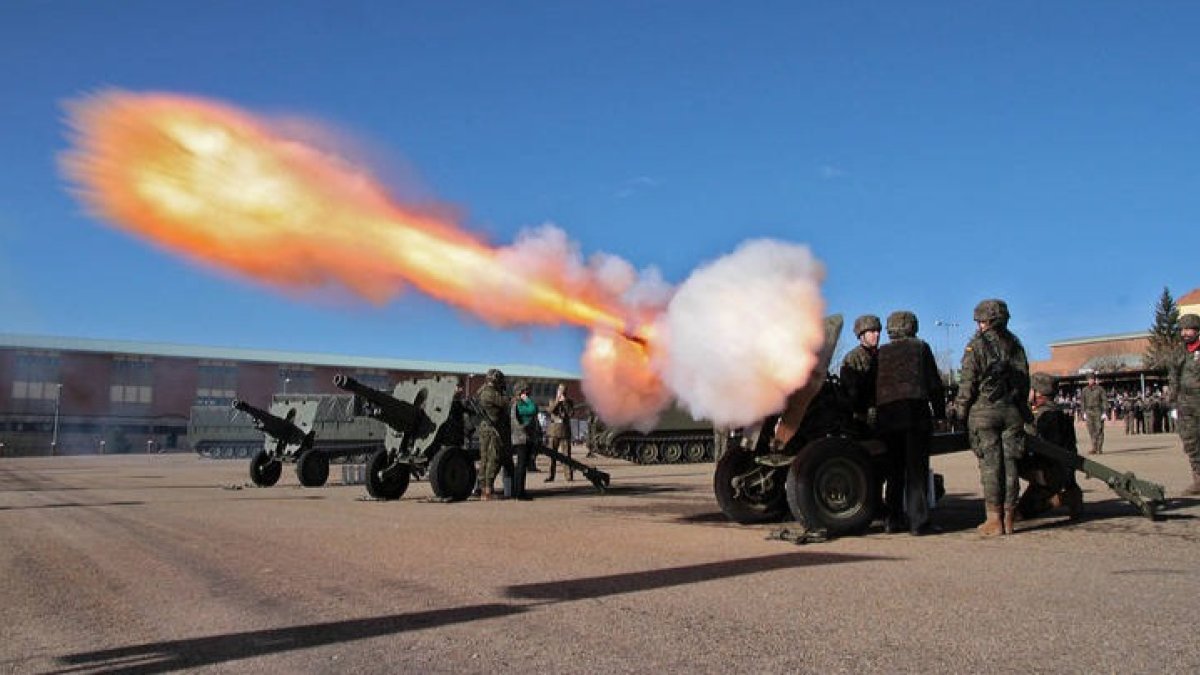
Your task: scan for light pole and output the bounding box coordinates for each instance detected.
[283,377,291,394]
[935,320,960,383]
[51,383,62,456]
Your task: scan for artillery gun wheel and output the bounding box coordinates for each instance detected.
[713,449,788,524]
[296,450,330,487]
[685,442,708,463]
[365,448,409,500]
[429,447,477,501]
[636,442,661,464]
[785,437,877,536]
[663,442,685,463]
[249,449,282,487]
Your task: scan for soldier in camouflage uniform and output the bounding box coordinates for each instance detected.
[955,299,1029,536]
[874,311,944,535]
[1018,372,1083,519]
[1167,313,1200,495]
[839,314,882,426]
[1080,374,1107,454]
[476,369,512,500]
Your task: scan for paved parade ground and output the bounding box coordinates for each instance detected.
[3,427,1199,674]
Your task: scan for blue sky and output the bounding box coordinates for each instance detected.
[1,1,1197,374]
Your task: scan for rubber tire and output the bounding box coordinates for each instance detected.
[295,450,330,487]
[365,447,409,500]
[250,449,282,487]
[662,442,684,464]
[636,442,660,464]
[428,446,477,501]
[713,448,788,524]
[785,437,878,536]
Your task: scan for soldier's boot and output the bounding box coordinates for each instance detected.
[976,504,1004,537]
[1002,505,1017,535]
[1184,472,1200,496]
[481,487,495,501]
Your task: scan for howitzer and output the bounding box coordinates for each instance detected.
[334,374,475,501]
[233,394,386,489]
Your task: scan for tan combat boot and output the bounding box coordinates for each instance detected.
[976,504,1004,537]
[1002,505,1017,535]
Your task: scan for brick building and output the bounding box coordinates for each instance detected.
[0,334,580,457]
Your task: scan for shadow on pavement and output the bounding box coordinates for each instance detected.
[53,604,527,675]
[505,550,894,602]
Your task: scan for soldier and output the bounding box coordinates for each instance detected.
[1018,372,1083,519]
[1166,313,1200,495]
[955,299,1030,536]
[1081,374,1107,453]
[840,314,882,426]
[476,369,511,500]
[545,383,575,482]
[874,311,944,535]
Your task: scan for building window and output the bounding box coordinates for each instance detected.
[11,351,60,400]
[196,360,238,405]
[278,365,314,394]
[111,356,153,405]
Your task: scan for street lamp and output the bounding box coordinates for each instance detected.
[283,377,291,394]
[51,383,62,456]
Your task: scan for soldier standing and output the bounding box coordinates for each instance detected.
[874,311,944,535]
[1166,313,1200,495]
[509,381,540,500]
[545,383,575,482]
[476,369,512,501]
[1018,372,1083,519]
[1081,374,1107,453]
[955,299,1030,536]
[840,314,882,427]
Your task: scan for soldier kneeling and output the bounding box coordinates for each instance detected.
[1018,372,1083,520]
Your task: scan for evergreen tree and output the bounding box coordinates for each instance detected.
[1145,287,1181,370]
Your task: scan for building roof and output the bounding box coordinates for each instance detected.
[0,333,580,380]
[1178,288,1200,306]
[1048,331,1149,348]
[1078,353,1144,373]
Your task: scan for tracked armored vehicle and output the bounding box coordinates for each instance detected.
[713,315,1166,536]
[235,394,387,488]
[586,405,715,464]
[188,404,263,460]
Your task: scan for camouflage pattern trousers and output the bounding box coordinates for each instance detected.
[1178,405,1200,474]
[968,405,1026,507]
[1085,412,1105,453]
[478,425,503,488]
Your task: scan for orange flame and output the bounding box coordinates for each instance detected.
[61,91,627,332]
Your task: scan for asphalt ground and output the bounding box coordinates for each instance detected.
[2,426,1198,674]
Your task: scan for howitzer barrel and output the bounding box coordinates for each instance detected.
[231,399,307,445]
[333,374,419,433]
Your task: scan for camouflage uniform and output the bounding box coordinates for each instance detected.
[839,314,881,425]
[1081,381,1107,453]
[874,311,944,535]
[476,370,511,497]
[546,388,575,481]
[1167,313,1200,493]
[955,299,1029,535]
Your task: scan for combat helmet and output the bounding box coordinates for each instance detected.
[973,299,1010,327]
[1180,314,1200,330]
[885,311,918,339]
[853,314,882,337]
[485,368,507,391]
[1030,372,1057,397]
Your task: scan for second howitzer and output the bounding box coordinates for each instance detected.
[334,374,476,501]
